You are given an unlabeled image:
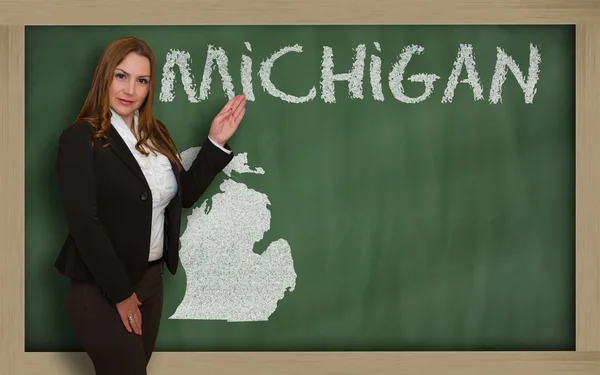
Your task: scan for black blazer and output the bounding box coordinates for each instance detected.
[54,119,233,306]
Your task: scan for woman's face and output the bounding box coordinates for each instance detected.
[108,52,151,124]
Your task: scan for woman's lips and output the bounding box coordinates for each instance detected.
[118,99,134,106]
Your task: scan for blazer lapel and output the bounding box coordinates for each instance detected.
[108,126,149,189]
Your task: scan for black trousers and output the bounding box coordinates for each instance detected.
[66,262,164,375]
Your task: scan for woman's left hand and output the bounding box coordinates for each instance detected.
[209,94,246,146]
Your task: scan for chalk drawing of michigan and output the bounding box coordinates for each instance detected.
[168,147,297,322]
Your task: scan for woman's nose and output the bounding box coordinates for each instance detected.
[124,82,135,95]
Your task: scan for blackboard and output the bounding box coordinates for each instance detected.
[24,25,575,352]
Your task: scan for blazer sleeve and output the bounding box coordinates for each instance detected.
[56,122,134,306]
[180,137,234,208]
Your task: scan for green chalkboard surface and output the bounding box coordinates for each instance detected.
[25,25,575,352]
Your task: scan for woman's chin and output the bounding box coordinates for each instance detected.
[111,105,137,118]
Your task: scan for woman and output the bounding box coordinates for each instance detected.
[53,36,246,375]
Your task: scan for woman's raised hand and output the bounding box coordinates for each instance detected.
[208,94,246,146]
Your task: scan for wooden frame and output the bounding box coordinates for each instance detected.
[1,0,599,374]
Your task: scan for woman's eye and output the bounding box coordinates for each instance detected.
[139,78,148,84]
[116,73,125,79]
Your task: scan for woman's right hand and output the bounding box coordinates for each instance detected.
[116,292,143,335]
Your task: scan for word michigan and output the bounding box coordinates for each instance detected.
[158,42,541,105]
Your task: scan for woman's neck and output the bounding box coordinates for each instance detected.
[121,114,138,140]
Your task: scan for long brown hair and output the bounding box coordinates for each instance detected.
[76,36,182,171]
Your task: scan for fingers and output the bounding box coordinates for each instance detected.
[130,294,143,335]
[217,94,245,118]
[119,311,133,333]
[225,96,246,128]
[231,94,246,114]
[116,298,133,333]
[132,308,143,336]
[125,308,142,336]
[232,96,246,115]
[211,95,246,138]
[234,107,246,125]
[117,295,143,336]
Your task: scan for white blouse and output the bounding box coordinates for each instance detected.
[109,109,230,262]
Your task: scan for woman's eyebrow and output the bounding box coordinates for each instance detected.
[116,68,150,78]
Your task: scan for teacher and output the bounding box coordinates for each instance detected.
[53,36,246,375]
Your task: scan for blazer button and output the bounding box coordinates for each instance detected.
[141,192,148,201]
